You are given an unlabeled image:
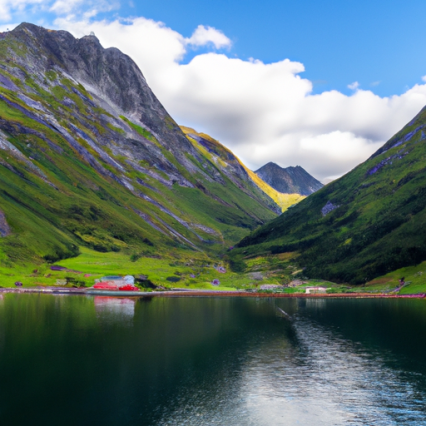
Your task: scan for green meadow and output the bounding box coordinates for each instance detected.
[1,246,426,295]
[0,248,263,291]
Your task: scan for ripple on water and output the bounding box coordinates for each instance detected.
[156,301,426,426]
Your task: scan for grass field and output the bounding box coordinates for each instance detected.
[1,248,426,295]
[365,260,426,294]
[0,248,268,291]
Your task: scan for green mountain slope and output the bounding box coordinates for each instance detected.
[233,106,426,284]
[180,126,305,212]
[0,23,279,267]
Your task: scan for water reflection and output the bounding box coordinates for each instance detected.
[236,312,426,426]
[0,295,425,426]
[94,296,135,319]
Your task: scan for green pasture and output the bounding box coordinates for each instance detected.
[366,260,426,294]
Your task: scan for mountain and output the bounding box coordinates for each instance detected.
[0,22,280,266]
[255,162,323,195]
[233,107,426,284]
[180,127,306,212]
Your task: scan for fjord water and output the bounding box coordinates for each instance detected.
[1,295,426,425]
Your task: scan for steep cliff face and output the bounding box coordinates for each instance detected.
[255,162,323,195]
[0,23,278,264]
[4,23,208,185]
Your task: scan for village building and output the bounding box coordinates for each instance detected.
[305,287,327,294]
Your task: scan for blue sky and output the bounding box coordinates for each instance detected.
[5,0,426,96]
[124,0,426,97]
[2,0,426,181]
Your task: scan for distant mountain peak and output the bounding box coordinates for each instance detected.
[255,162,323,196]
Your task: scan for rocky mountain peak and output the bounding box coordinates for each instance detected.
[255,162,323,195]
[7,23,200,169]
[0,22,280,262]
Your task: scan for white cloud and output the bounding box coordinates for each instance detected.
[186,25,231,49]
[0,0,45,21]
[299,131,382,177]
[0,0,117,21]
[3,11,426,182]
[348,81,359,91]
[0,23,18,31]
[50,0,84,15]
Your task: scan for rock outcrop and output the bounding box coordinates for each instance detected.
[0,210,11,237]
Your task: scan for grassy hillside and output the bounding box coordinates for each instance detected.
[0,23,279,278]
[231,106,426,284]
[366,260,426,295]
[180,126,305,212]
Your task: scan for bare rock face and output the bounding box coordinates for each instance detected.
[249,272,264,280]
[0,210,11,237]
[321,201,340,217]
[9,23,197,174]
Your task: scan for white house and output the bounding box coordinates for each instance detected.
[305,287,327,294]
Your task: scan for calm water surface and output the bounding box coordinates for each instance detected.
[0,294,426,425]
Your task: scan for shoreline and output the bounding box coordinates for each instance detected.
[1,287,425,299]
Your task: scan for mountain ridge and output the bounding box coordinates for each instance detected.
[0,22,279,266]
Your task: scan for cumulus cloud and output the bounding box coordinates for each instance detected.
[186,25,231,49]
[4,8,426,182]
[0,23,17,31]
[299,131,381,177]
[50,0,84,14]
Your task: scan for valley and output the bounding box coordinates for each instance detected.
[0,23,425,295]
[0,23,307,289]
